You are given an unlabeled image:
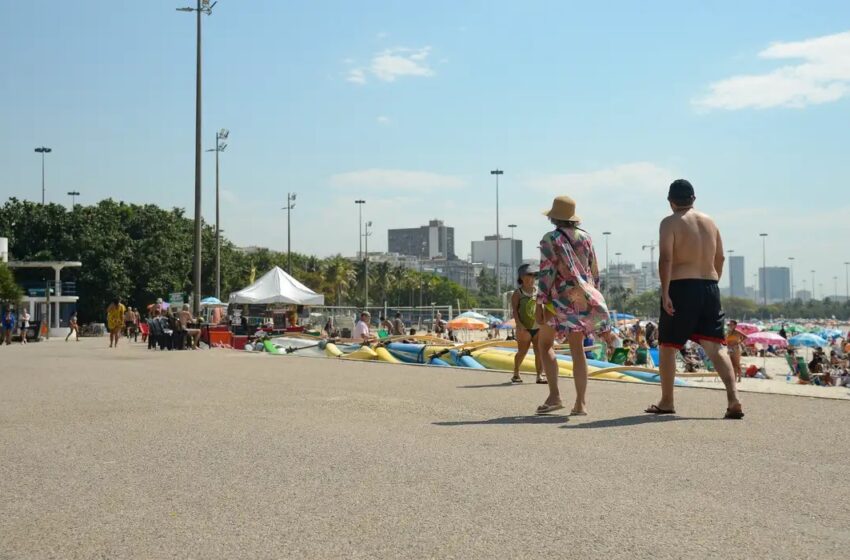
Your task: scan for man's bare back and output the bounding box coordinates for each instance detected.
[660,208,723,281]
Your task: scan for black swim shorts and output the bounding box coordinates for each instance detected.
[659,279,725,349]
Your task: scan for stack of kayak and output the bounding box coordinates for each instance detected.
[249,335,686,386]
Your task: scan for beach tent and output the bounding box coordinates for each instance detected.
[200,296,228,308]
[229,266,325,305]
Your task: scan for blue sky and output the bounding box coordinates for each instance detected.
[2,1,850,296]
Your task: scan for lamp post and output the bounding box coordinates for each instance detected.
[490,169,503,296]
[355,199,365,259]
[364,221,372,306]
[788,257,795,300]
[602,231,611,296]
[507,224,517,279]
[67,191,80,207]
[177,0,218,313]
[759,233,768,306]
[282,193,296,274]
[206,128,228,299]
[811,270,816,300]
[34,146,52,204]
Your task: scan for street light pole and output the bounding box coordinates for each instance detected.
[364,221,372,306]
[34,146,52,204]
[355,199,365,259]
[490,169,503,296]
[507,224,517,280]
[602,231,611,296]
[282,193,296,274]
[177,0,217,313]
[206,128,228,299]
[759,233,768,306]
[67,191,80,207]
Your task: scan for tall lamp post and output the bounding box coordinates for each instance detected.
[788,257,795,300]
[602,231,611,296]
[727,249,735,296]
[354,199,365,259]
[507,224,517,279]
[67,191,80,207]
[490,169,503,296]
[282,193,296,274]
[206,128,228,299]
[34,146,52,204]
[363,221,372,306]
[177,0,218,313]
[759,233,768,306]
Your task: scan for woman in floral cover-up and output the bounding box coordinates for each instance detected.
[535,196,612,415]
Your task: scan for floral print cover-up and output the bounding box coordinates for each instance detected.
[536,228,610,339]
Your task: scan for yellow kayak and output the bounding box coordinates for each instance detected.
[324,343,344,358]
[472,349,641,383]
[375,347,401,363]
[341,346,378,361]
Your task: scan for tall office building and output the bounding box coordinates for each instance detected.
[471,235,523,287]
[729,255,746,298]
[758,267,791,303]
[387,219,456,260]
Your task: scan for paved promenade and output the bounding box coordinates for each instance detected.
[1,338,848,559]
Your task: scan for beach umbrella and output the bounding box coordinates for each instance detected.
[817,328,842,339]
[745,332,788,348]
[458,311,489,321]
[498,318,516,329]
[735,322,761,335]
[200,296,227,308]
[611,312,635,321]
[447,317,488,330]
[788,333,828,348]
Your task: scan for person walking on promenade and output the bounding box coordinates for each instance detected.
[510,263,545,384]
[648,179,743,419]
[726,320,746,382]
[535,196,613,415]
[19,309,30,344]
[107,298,126,348]
[66,312,80,341]
[3,308,16,345]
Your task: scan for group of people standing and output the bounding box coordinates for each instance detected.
[1,307,30,345]
[516,180,743,419]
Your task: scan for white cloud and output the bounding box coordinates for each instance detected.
[346,68,366,85]
[330,168,465,191]
[694,30,850,110]
[376,115,392,125]
[526,162,677,196]
[345,46,435,85]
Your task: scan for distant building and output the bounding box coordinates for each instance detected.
[758,267,791,303]
[471,235,522,287]
[388,219,456,260]
[729,256,746,298]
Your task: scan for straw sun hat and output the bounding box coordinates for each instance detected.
[543,196,581,222]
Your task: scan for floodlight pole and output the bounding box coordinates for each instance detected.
[490,169,503,297]
[283,192,296,273]
[34,146,52,204]
[207,128,228,300]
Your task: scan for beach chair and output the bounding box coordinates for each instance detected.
[785,355,798,375]
[593,341,608,361]
[795,357,811,384]
[635,347,649,366]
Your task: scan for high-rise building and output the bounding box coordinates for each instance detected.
[758,267,791,303]
[729,255,746,298]
[471,235,523,288]
[387,219,455,260]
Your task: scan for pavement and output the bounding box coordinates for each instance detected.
[1,337,849,559]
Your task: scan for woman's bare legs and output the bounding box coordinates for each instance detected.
[513,328,532,381]
[538,324,562,407]
[531,333,544,382]
[568,331,590,413]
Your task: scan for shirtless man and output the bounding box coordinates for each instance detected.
[647,179,744,419]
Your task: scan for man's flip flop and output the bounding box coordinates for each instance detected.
[644,404,676,415]
[724,408,745,420]
[536,403,565,415]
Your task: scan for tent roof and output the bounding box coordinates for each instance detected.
[228,266,325,305]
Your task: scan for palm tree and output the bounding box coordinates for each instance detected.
[323,257,356,306]
[372,261,393,305]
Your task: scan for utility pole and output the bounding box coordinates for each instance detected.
[206,128,228,299]
[177,0,218,313]
[34,146,52,205]
[67,191,80,207]
[283,193,296,273]
[490,169,503,296]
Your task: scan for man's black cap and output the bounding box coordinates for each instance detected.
[668,179,695,199]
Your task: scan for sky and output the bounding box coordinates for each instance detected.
[2,0,850,297]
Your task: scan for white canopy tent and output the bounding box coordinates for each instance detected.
[229,266,325,305]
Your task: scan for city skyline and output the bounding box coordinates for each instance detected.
[2,2,849,287]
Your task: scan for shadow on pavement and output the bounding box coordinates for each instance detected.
[456,382,520,389]
[434,415,569,426]
[561,414,722,429]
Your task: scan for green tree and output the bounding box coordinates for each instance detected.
[0,263,23,305]
[477,268,496,296]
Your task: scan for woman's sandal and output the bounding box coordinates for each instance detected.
[511,375,523,383]
[535,377,548,384]
[536,403,565,415]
